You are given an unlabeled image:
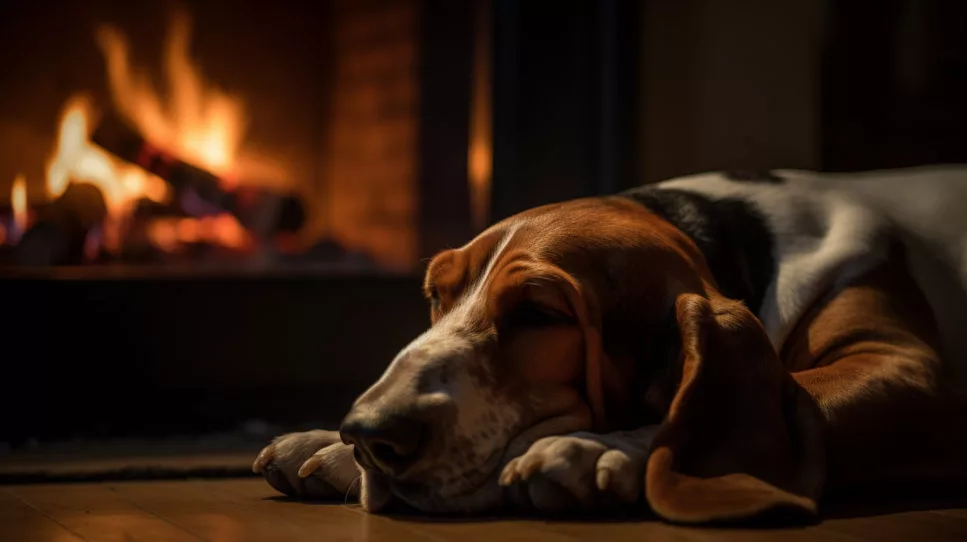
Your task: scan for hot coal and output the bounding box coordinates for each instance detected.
[14,183,107,266]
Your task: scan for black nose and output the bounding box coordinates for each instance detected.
[339,411,425,477]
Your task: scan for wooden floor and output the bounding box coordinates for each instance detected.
[3,479,967,542]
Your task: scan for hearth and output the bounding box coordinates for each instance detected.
[0,0,484,449]
[0,270,428,446]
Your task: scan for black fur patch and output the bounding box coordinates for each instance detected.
[619,186,777,316]
[724,170,785,184]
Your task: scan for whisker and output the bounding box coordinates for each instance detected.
[345,475,362,504]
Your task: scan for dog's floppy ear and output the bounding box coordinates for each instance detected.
[645,292,826,524]
[508,263,631,432]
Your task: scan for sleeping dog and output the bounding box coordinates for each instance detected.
[253,165,967,524]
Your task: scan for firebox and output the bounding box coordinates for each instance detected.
[0,0,480,271]
[0,0,485,445]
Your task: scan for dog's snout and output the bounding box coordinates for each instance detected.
[340,410,426,477]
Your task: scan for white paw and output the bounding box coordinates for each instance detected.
[252,430,360,500]
[499,431,651,513]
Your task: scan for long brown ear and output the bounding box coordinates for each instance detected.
[542,269,630,433]
[645,292,826,524]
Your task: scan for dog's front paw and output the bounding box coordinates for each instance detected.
[499,429,656,513]
[252,430,360,500]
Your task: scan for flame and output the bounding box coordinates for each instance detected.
[11,174,28,240]
[44,95,169,252]
[3,9,276,258]
[467,0,492,232]
[96,10,245,179]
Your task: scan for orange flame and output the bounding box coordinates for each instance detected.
[44,95,169,252]
[4,9,277,256]
[96,10,245,180]
[11,174,28,241]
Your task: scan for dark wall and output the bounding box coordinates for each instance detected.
[489,0,640,222]
[418,0,475,258]
[823,0,967,171]
[638,0,823,184]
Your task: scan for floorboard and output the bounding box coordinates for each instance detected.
[3,479,966,542]
[0,490,85,542]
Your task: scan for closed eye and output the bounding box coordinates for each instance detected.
[426,285,440,308]
[500,300,575,330]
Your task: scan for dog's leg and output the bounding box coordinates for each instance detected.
[499,426,660,514]
[785,262,967,491]
[794,359,967,491]
[252,430,361,500]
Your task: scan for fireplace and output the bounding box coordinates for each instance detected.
[0,0,476,272]
[0,0,485,446]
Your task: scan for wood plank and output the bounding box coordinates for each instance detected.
[3,479,966,542]
[0,489,87,542]
[219,479,847,542]
[215,479,587,542]
[8,483,204,542]
[109,479,442,542]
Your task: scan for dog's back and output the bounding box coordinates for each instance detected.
[800,165,967,384]
[650,165,967,386]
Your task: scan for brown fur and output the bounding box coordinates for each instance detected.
[256,195,967,523]
[424,197,834,522]
[783,250,967,494]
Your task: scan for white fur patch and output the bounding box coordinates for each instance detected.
[659,172,889,349]
[659,166,967,378]
[353,223,526,512]
[793,165,967,379]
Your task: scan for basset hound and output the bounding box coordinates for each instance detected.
[253,165,967,524]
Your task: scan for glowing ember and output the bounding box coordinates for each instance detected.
[10,174,28,242]
[146,214,250,253]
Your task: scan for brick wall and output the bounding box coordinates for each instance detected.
[322,0,420,270]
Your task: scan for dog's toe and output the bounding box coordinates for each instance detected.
[253,430,357,500]
[501,432,650,514]
[263,462,301,497]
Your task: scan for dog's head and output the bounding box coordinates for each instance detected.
[341,196,824,521]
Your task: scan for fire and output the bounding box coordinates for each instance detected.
[11,174,28,242]
[46,96,169,212]
[146,214,250,253]
[96,10,245,181]
[2,8,265,258]
[44,95,169,252]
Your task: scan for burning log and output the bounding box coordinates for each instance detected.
[91,112,305,234]
[93,114,226,207]
[14,183,107,266]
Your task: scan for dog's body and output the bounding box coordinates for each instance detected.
[647,166,967,375]
[254,166,967,524]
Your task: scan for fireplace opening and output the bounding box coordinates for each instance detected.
[0,0,484,447]
[0,0,462,273]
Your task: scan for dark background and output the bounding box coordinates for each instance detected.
[2,0,967,445]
